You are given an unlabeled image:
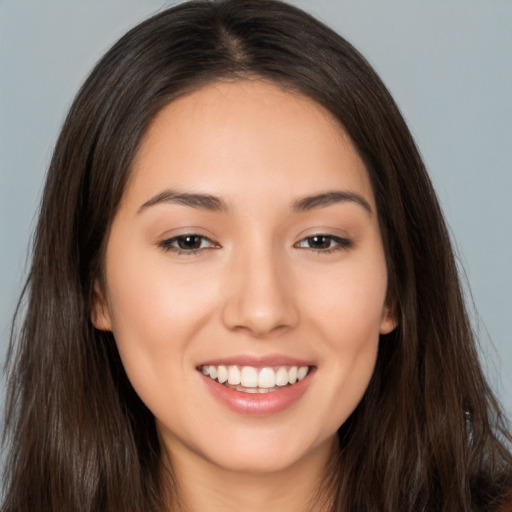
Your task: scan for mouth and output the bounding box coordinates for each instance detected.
[198,364,311,394]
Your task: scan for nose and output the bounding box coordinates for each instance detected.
[221,245,299,338]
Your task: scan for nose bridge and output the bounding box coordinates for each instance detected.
[221,235,297,336]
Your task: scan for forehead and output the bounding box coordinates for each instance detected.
[124,79,374,212]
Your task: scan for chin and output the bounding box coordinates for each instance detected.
[188,425,336,476]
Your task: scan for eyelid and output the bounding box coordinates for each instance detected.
[155,228,352,255]
[294,233,353,253]
[158,233,221,254]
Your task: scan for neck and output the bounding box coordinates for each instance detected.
[162,436,338,512]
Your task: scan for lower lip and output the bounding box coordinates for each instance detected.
[201,370,314,416]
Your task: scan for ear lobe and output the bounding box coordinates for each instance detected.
[91,279,112,331]
[379,304,398,335]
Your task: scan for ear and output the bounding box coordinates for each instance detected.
[91,279,112,331]
[379,303,398,335]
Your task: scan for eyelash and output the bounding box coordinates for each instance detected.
[158,233,352,255]
[294,234,353,254]
[158,234,219,255]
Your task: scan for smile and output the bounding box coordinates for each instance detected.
[199,365,311,394]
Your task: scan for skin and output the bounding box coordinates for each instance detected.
[93,80,396,511]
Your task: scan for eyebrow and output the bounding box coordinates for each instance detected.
[138,189,372,215]
[292,191,373,215]
[138,190,228,213]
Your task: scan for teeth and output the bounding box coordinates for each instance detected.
[258,367,276,388]
[275,367,289,386]
[241,366,258,387]
[297,366,308,381]
[201,364,310,392]
[227,366,241,385]
[288,366,298,384]
[217,365,228,383]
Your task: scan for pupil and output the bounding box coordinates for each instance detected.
[179,235,201,250]
[310,235,330,249]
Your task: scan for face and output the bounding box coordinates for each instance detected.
[93,80,395,475]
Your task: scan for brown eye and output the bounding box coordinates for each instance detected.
[295,234,353,252]
[306,235,333,250]
[159,234,219,253]
[176,235,204,250]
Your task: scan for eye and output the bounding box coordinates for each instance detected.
[159,234,219,254]
[295,234,352,253]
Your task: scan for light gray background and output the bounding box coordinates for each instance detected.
[1,1,511,422]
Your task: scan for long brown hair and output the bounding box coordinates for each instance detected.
[3,1,511,511]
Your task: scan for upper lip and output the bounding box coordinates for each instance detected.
[197,354,315,368]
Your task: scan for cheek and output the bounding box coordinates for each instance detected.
[102,245,221,405]
[299,256,387,423]
[303,256,388,344]
[106,241,218,338]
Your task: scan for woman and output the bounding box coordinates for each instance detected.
[2,0,511,510]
